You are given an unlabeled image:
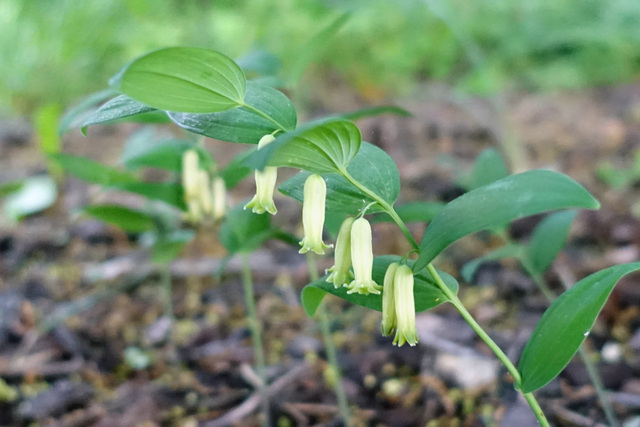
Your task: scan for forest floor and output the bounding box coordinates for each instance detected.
[1,82,640,427]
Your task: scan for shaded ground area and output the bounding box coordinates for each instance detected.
[1,83,640,426]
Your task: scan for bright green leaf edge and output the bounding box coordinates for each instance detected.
[301,255,459,317]
[243,118,361,174]
[518,263,640,393]
[81,95,157,134]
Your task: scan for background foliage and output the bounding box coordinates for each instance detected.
[3,0,640,115]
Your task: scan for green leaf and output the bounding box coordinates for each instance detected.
[115,47,246,113]
[83,204,155,233]
[151,230,195,264]
[518,263,640,393]
[2,176,57,222]
[81,95,157,134]
[460,243,522,283]
[220,150,253,189]
[59,89,118,134]
[279,142,400,215]
[524,210,577,276]
[53,154,137,186]
[414,170,600,272]
[114,182,186,210]
[464,148,509,190]
[219,203,273,253]
[121,131,193,172]
[338,105,412,122]
[244,118,361,174]
[168,82,296,143]
[301,255,458,317]
[371,201,445,224]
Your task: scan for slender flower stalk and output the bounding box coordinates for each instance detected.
[346,217,381,295]
[245,134,278,215]
[299,174,332,254]
[381,262,399,336]
[326,217,355,287]
[392,264,418,346]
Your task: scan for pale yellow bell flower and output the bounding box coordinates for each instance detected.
[244,134,278,215]
[298,174,332,255]
[392,264,418,347]
[326,217,355,288]
[211,176,227,221]
[381,262,399,337]
[345,218,382,295]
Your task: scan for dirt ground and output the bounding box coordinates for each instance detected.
[1,82,640,427]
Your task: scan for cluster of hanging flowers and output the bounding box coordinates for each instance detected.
[244,134,417,346]
[181,149,227,224]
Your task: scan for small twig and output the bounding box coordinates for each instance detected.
[204,363,308,427]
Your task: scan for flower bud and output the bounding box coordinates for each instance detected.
[326,217,354,288]
[381,262,399,337]
[198,170,212,215]
[211,176,227,221]
[346,218,381,295]
[392,264,418,347]
[182,149,200,201]
[299,174,332,255]
[244,134,278,215]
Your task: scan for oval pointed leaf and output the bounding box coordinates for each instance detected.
[524,210,577,276]
[220,203,273,254]
[114,182,186,210]
[279,142,400,214]
[53,154,137,186]
[518,263,640,393]
[414,170,600,272]
[116,47,246,113]
[168,82,296,143]
[244,118,361,174]
[465,148,509,190]
[460,243,522,283]
[301,255,458,317]
[81,95,157,134]
[83,204,155,233]
[151,230,195,264]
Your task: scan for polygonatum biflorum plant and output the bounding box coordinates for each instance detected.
[76,47,640,425]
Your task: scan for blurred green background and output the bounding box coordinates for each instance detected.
[2,0,640,116]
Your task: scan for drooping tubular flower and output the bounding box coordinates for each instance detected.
[211,176,227,221]
[381,262,399,337]
[345,217,382,295]
[198,170,212,215]
[299,174,333,255]
[182,149,200,201]
[182,149,202,223]
[244,134,278,215]
[392,264,418,347]
[326,217,355,288]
